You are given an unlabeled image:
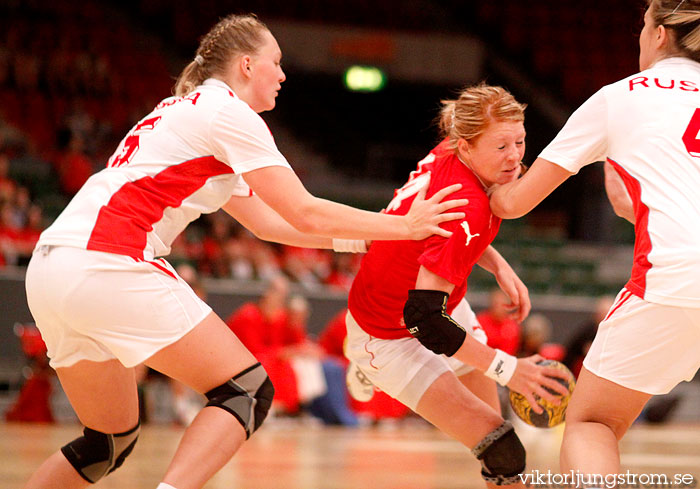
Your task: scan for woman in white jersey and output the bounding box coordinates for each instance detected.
[489,0,700,477]
[21,14,468,489]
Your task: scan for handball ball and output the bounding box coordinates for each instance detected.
[508,360,576,428]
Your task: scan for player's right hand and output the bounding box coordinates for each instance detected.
[506,355,570,414]
[405,183,468,240]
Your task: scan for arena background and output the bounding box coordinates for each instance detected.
[0,0,697,424]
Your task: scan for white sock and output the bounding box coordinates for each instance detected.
[157,484,178,489]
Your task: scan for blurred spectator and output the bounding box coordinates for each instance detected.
[0,152,17,201]
[226,276,357,425]
[53,127,94,196]
[199,214,232,277]
[168,232,202,270]
[10,185,31,228]
[562,295,616,378]
[476,288,522,355]
[15,204,43,266]
[226,228,256,280]
[5,323,54,423]
[324,253,361,292]
[518,313,565,361]
[0,201,22,265]
[280,246,330,289]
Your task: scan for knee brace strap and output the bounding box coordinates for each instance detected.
[205,362,274,439]
[61,422,140,483]
[472,420,526,485]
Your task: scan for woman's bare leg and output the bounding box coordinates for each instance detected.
[560,367,652,476]
[458,369,501,412]
[23,358,140,489]
[415,371,524,489]
[144,311,260,489]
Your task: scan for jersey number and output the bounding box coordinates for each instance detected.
[385,153,434,212]
[682,108,700,158]
[108,116,162,167]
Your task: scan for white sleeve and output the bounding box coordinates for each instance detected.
[539,89,609,174]
[209,100,292,174]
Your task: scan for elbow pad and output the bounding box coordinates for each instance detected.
[403,289,466,356]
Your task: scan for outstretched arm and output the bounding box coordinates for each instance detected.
[242,166,468,241]
[489,157,573,219]
[223,194,333,249]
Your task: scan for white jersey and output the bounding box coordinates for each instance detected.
[37,78,291,260]
[540,57,700,308]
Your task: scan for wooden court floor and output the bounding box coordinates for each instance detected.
[2,419,699,489]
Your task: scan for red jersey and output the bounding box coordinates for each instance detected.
[348,140,501,339]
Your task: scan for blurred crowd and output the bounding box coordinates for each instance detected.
[168,213,363,291]
[0,151,44,267]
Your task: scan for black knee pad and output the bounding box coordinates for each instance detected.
[472,420,526,485]
[205,362,274,439]
[61,422,140,483]
[403,289,466,356]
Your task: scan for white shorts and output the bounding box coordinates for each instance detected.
[25,245,212,369]
[584,288,700,395]
[345,298,488,410]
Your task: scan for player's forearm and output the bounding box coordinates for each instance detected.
[452,335,497,372]
[223,195,333,248]
[476,246,507,274]
[490,158,573,219]
[295,196,411,240]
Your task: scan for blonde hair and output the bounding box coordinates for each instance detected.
[438,83,526,152]
[649,0,700,62]
[173,14,270,96]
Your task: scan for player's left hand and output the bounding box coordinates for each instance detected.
[493,263,530,323]
[507,354,570,414]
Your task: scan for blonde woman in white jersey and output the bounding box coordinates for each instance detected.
[489,0,700,477]
[22,14,468,489]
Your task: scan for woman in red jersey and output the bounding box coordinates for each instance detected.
[345,84,570,487]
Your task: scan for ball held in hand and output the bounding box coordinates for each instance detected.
[508,360,575,428]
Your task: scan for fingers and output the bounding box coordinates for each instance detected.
[434,211,466,224]
[430,183,463,203]
[431,226,453,238]
[529,354,544,364]
[414,180,429,201]
[543,366,572,383]
[523,391,544,414]
[438,198,470,212]
[519,298,531,322]
[533,383,563,405]
[543,376,571,397]
[516,282,531,321]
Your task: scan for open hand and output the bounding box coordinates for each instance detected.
[405,183,468,240]
[506,355,571,414]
